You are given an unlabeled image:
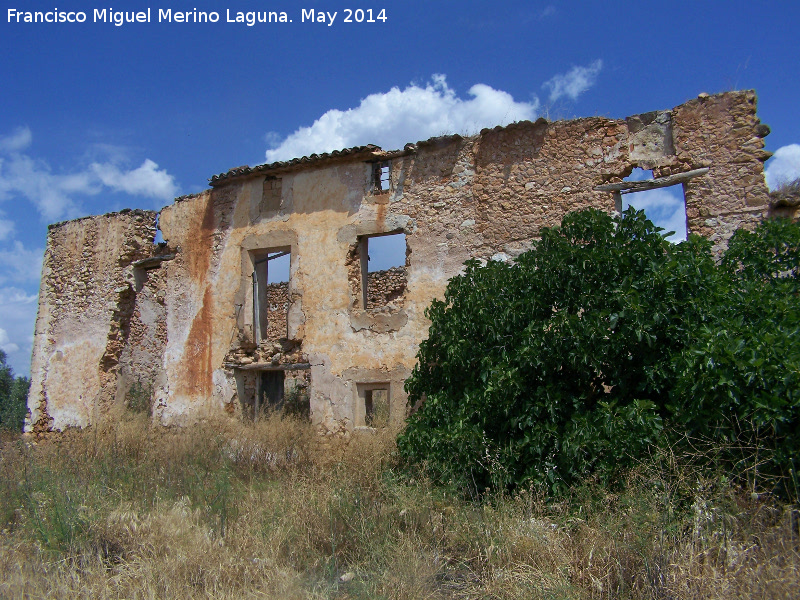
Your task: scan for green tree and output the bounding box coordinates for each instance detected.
[0,350,30,431]
[398,209,800,496]
[670,218,800,489]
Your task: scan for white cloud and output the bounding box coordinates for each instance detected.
[265,75,539,162]
[264,131,283,149]
[0,126,33,153]
[626,167,653,182]
[0,151,87,221]
[0,241,44,285]
[764,144,800,190]
[0,286,39,377]
[91,159,178,200]
[543,59,603,103]
[0,328,19,354]
[0,128,179,222]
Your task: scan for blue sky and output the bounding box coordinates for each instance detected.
[1,0,799,376]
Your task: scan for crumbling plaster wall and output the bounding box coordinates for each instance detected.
[27,210,158,432]
[28,91,774,434]
[115,264,168,413]
[152,188,241,425]
[151,163,426,430]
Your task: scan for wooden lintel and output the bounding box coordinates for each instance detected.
[224,362,311,371]
[594,168,709,193]
[254,250,290,266]
[132,254,176,269]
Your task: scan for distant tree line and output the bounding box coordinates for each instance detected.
[0,350,29,431]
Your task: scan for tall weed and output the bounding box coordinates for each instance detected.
[0,415,797,599]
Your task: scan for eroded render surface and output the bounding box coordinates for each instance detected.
[27,90,781,434]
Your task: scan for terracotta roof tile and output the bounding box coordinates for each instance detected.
[208,120,551,187]
[209,144,385,185]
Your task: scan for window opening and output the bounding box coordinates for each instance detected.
[239,368,310,420]
[365,388,389,427]
[252,248,290,343]
[261,176,282,213]
[255,371,285,416]
[360,232,407,309]
[373,161,391,192]
[620,168,688,242]
[153,213,165,244]
[357,383,390,428]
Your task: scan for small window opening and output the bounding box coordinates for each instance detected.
[153,213,165,245]
[357,383,390,428]
[261,176,282,214]
[621,168,688,242]
[373,161,391,192]
[252,248,290,343]
[360,232,407,309]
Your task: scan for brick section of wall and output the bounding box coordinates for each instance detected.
[367,267,407,309]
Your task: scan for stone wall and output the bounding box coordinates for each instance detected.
[264,281,288,341]
[27,91,775,434]
[367,267,407,309]
[27,210,158,432]
[391,91,771,265]
[769,181,800,219]
[673,91,772,252]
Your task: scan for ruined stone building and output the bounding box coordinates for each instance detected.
[26,90,784,434]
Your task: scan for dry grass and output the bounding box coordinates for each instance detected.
[1,415,798,599]
[770,178,800,207]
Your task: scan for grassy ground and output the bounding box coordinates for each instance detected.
[0,414,798,599]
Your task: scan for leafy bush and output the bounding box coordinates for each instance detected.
[0,350,29,431]
[671,217,800,493]
[398,209,800,497]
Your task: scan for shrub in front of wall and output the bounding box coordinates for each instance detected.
[398,208,800,498]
